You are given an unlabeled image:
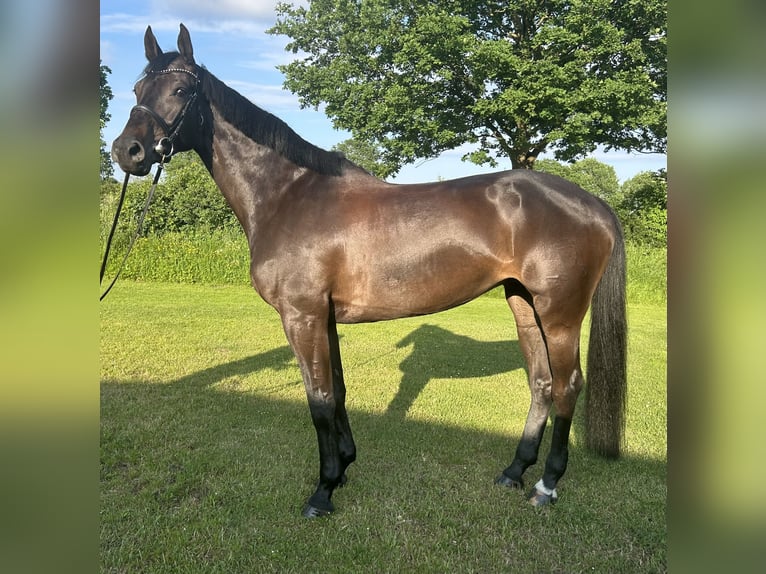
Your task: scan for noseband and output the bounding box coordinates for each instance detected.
[131,67,201,157]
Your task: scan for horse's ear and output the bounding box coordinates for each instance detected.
[177,23,194,61]
[144,26,163,61]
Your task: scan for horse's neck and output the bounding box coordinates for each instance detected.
[201,108,307,240]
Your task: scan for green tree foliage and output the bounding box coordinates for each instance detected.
[619,168,666,246]
[100,62,114,181]
[620,168,667,213]
[270,0,666,175]
[536,157,620,205]
[332,138,388,177]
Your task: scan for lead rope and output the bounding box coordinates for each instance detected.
[99,159,166,301]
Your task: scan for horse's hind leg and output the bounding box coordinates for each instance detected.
[496,292,553,491]
[528,322,584,507]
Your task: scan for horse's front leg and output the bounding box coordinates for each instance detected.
[327,302,356,484]
[280,304,346,518]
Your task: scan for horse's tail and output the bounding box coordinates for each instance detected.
[585,213,628,459]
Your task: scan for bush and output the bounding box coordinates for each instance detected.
[115,229,250,285]
[624,205,667,247]
[99,158,244,285]
[625,241,666,305]
[103,155,239,238]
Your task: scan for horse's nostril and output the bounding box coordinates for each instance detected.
[128,141,144,160]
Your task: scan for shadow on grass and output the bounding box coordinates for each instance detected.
[101,321,659,496]
[160,323,526,420]
[389,323,524,419]
[101,322,666,571]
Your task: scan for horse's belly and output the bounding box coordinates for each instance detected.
[333,290,489,323]
[332,248,506,323]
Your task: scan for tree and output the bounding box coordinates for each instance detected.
[619,169,666,246]
[536,157,620,206]
[620,168,666,214]
[100,62,114,181]
[332,138,387,177]
[270,0,666,176]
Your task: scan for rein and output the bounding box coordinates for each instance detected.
[99,161,166,301]
[100,67,200,301]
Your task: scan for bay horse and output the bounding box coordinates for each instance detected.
[111,24,627,518]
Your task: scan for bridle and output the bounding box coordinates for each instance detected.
[100,66,202,301]
[131,67,202,157]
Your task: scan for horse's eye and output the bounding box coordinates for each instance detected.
[175,88,187,97]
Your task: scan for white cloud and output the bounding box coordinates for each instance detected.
[225,80,301,112]
[101,12,267,36]
[237,52,294,72]
[100,13,176,34]
[155,0,311,25]
[225,28,303,71]
[100,40,115,65]
[160,0,279,20]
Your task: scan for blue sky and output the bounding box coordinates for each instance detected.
[101,1,666,184]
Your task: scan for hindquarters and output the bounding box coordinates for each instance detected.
[496,172,627,501]
[506,177,627,459]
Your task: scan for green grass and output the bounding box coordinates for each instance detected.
[100,228,250,285]
[101,282,666,572]
[625,242,666,306]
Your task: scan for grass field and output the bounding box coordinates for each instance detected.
[100,282,666,573]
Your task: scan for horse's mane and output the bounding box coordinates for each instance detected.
[199,64,345,176]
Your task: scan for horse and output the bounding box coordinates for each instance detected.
[111,24,627,518]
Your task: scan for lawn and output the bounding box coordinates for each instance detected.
[100,282,666,573]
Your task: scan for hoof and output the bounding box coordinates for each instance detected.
[494,473,524,490]
[527,480,558,507]
[527,489,557,507]
[301,503,333,518]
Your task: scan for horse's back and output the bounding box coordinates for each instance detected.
[327,169,617,322]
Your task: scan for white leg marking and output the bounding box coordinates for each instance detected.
[534,479,559,500]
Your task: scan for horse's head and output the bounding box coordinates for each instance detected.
[111,24,203,176]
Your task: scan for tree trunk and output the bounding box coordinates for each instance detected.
[511,151,538,170]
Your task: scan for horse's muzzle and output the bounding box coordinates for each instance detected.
[111,135,155,176]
